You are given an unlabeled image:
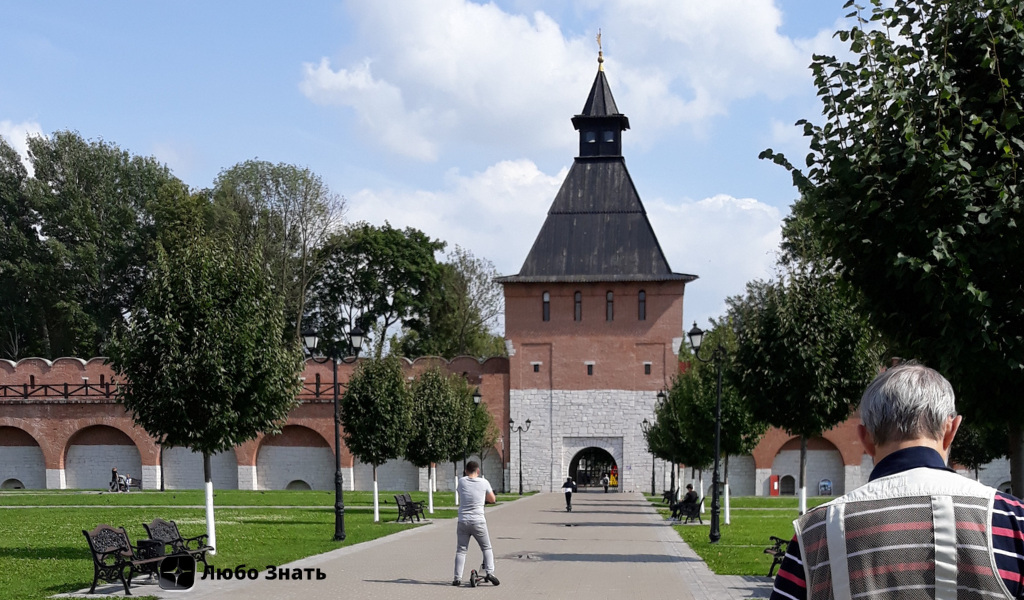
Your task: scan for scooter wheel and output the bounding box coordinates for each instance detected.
[469,571,477,587]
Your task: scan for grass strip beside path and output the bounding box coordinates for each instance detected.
[0,490,530,507]
[0,506,454,600]
[645,494,831,576]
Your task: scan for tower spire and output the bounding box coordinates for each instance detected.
[597,29,604,71]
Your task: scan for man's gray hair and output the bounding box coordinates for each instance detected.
[860,363,956,445]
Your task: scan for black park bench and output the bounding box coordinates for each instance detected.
[82,524,164,595]
[143,518,213,568]
[394,493,426,523]
[679,498,704,524]
[765,535,790,577]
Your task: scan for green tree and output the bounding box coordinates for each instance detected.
[212,160,345,341]
[398,246,505,359]
[676,319,767,496]
[107,234,303,552]
[308,223,445,357]
[469,403,501,480]
[0,131,179,358]
[340,356,412,521]
[0,137,36,359]
[406,368,468,513]
[732,269,881,512]
[951,420,1007,481]
[760,0,1024,491]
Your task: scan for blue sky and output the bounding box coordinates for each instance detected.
[1,0,853,330]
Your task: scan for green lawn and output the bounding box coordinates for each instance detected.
[0,489,528,507]
[0,501,463,600]
[645,494,831,576]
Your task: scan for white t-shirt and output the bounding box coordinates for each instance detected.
[457,476,493,523]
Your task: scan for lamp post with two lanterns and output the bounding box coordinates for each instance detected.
[687,321,725,544]
[301,325,366,542]
[509,418,531,495]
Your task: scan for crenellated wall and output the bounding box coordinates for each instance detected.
[0,356,510,490]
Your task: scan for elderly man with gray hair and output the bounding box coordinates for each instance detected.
[770,363,1024,600]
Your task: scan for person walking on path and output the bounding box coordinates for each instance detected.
[561,477,577,512]
[601,474,610,493]
[770,363,1024,600]
[453,460,499,587]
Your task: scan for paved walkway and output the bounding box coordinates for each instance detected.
[57,492,773,600]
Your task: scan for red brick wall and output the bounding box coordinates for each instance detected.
[503,281,685,392]
[0,356,511,471]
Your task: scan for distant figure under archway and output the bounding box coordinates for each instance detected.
[569,447,617,490]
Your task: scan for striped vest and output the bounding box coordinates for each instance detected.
[793,467,1012,600]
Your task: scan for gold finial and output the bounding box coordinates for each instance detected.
[597,29,604,71]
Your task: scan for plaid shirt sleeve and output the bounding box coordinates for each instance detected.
[769,536,806,600]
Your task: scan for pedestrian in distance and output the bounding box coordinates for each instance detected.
[601,473,610,493]
[770,363,1024,600]
[561,477,577,512]
[452,460,500,587]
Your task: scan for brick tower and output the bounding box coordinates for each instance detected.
[498,57,697,492]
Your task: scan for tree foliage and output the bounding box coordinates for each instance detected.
[0,131,178,359]
[405,368,471,468]
[212,160,345,342]
[951,420,1008,474]
[308,222,445,357]
[678,319,767,461]
[397,246,506,359]
[340,356,412,468]
[732,269,882,441]
[760,0,1024,456]
[106,234,303,455]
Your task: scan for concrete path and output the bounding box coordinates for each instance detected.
[56,492,773,599]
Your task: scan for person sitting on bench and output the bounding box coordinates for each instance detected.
[670,484,699,520]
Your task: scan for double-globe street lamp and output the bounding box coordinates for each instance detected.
[640,416,657,497]
[509,418,531,496]
[301,325,366,542]
[687,321,725,544]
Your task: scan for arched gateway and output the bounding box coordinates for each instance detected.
[569,447,617,489]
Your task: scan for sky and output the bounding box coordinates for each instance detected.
[0,0,854,332]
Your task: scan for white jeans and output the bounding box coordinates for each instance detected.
[453,520,494,579]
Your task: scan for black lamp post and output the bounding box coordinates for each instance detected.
[687,321,725,544]
[498,434,505,493]
[465,388,482,474]
[509,418,531,496]
[301,325,366,542]
[641,414,657,497]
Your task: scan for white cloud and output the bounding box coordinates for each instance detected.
[0,120,43,174]
[348,159,567,273]
[349,158,783,329]
[646,194,783,325]
[301,0,832,159]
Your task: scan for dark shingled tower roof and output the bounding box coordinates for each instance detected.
[498,63,696,284]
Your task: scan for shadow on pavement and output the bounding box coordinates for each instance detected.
[505,553,699,563]
[363,578,453,587]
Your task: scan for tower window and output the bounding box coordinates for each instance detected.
[603,130,615,142]
[587,364,594,376]
[534,364,540,373]
[644,363,652,375]
[638,290,646,321]
[542,291,550,321]
[574,291,582,321]
[585,131,596,143]
[606,291,614,321]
